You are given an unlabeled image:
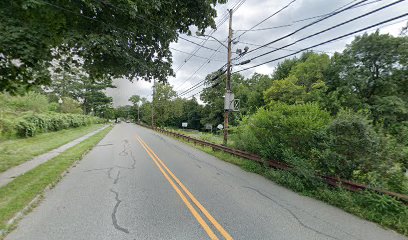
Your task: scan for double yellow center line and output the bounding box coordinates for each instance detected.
[135,135,233,240]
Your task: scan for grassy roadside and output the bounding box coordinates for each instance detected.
[0,124,105,173]
[0,125,113,234]
[164,132,408,236]
[166,128,227,145]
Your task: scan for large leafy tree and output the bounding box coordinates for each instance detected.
[0,0,226,93]
[153,83,181,127]
[44,64,114,114]
[264,52,330,105]
[327,31,408,130]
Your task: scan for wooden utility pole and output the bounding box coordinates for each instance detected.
[137,104,140,123]
[223,9,233,146]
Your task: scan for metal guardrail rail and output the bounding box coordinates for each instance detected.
[142,124,408,204]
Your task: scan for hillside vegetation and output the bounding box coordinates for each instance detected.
[0,92,102,139]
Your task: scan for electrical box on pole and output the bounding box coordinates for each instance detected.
[224,92,234,111]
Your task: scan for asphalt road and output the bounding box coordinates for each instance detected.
[6,123,407,240]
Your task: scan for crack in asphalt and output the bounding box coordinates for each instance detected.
[110,189,130,234]
[83,167,112,173]
[107,167,114,180]
[119,140,130,156]
[242,186,343,240]
[116,139,136,170]
[114,171,121,185]
[95,143,114,147]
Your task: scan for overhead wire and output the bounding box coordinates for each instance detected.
[243,0,370,55]
[233,0,298,39]
[243,0,405,62]
[175,45,225,91]
[172,0,240,73]
[170,47,224,62]
[234,13,408,73]
[173,0,247,93]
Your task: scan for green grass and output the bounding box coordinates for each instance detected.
[167,128,233,146]
[169,134,408,236]
[0,124,105,173]
[0,125,113,233]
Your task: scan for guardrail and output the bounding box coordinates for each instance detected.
[141,124,408,204]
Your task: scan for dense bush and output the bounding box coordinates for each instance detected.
[234,105,408,194]
[233,102,332,165]
[16,113,103,137]
[313,110,381,179]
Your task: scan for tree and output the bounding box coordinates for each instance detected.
[44,63,114,115]
[59,97,83,114]
[0,0,226,93]
[153,83,180,127]
[200,72,228,127]
[327,31,408,129]
[264,52,330,105]
[129,95,141,106]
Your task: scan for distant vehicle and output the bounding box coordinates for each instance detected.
[126,120,131,123]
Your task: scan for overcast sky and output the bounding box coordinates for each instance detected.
[106,0,408,106]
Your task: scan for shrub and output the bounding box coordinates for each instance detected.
[16,120,37,137]
[16,113,103,137]
[233,102,332,165]
[0,118,16,138]
[314,110,381,179]
[58,97,83,114]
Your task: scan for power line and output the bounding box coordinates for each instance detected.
[173,1,247,92]
[237,41,334,54]
[244,0,369,55]
[178,67,227,97]
[234,13,408,73]
[183,73,225,99]
[233,0,383,34]
[292,0,382,23]
[245,0,405,62]
[173,1,239,73]
[170,47,224,62]
[178,36,227,54]
[173,0,246,74]
[234,0,298,39]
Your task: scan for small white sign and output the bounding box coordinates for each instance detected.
[182,122,188,128]
[217,124,224,130]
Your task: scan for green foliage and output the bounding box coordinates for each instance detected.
[314,110,381,179]
[233,102,332,165]
[0,0,226,93]
[0,92,49,113]
[264,53,330,105]
[264,76,305,104]
[58,97,83,114]
[326,31,408,130]
[16,113,102,137]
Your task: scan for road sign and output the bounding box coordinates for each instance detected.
[182,122,188,128]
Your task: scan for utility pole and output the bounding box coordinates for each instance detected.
[137,103,140,123]
[224,9,233,146]
[151,79,156,128]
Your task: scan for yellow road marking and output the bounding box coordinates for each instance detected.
[137,136,234,240]
[135,136,219,240]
